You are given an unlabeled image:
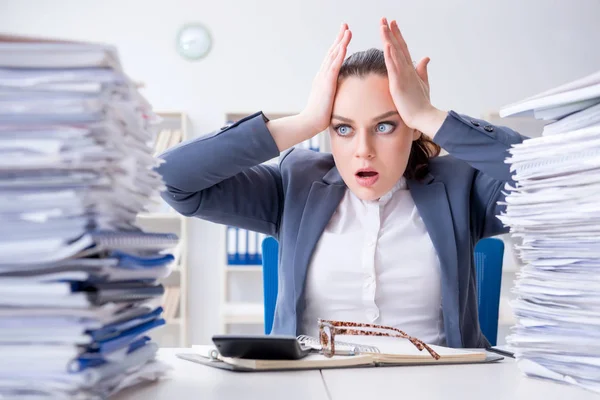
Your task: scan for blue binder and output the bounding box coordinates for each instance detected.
[226,226,263,265]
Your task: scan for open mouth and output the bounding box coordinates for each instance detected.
[355,169,379,187]
[356,171,378,178]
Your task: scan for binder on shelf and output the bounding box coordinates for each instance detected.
[309,135,320,152]
[226,227,263,265]
[297,137,319,152]
[257,233,266,260]
[227,226,237,265]
[247,231,258,264]
[237,228,247,265]
[152,127,183,156]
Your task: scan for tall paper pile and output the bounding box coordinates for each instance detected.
[499,71,600,394]
[0,35,177,399]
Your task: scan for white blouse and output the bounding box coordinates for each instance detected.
[300,177,446,345]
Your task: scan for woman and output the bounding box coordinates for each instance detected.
[157,18,526,348]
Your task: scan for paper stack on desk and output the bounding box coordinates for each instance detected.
[0,35,178,399]
[499,70,600,394]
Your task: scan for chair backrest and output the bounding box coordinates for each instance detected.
[261,236,279,335]
[261,237,505,344]
[474,237,505,346]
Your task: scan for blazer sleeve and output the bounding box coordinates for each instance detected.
[154,111,285,237]
[433,110,528,238]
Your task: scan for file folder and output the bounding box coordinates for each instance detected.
[226,226,263,265]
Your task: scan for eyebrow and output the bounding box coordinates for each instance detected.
[331,111,399,123]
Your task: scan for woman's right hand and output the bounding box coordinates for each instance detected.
[300,23,352,134]
[268,23,351,151]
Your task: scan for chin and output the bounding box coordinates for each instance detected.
[349,186,383,201]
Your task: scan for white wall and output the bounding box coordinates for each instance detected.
[3,0,600,344]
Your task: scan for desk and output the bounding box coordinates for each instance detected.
[322,359,597,400]
[114,348,597,400]
[112,348,329,400]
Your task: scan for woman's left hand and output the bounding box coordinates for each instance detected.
[380,18,447,136]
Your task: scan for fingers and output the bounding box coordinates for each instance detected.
[390,20,412,65]
[381,18,401,53]
[415,57,430,85]
[381,20,397,77]
[379,18,406,67]
[383,41,398,82]
[415,56,431,98]
[333,29,352,67]
[324,29,351,78]
[329,23,348,54]
[321,23,351,72]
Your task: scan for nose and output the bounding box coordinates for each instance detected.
[354,130,375,160]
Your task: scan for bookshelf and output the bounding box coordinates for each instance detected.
[136,111,191,347]
[218,112,329,334]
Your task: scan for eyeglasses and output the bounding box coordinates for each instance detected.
[317,318,440,360]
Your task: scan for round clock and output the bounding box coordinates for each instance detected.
[176,23,212,61]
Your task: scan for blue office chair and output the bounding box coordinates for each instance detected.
[261,236,505,346]
[261,236,279,336]
[474,237,505,346]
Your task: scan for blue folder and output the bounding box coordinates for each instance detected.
[111,251,175,269]
[88,318,165,354]
[88,306,163,341]
[71,336,151,371]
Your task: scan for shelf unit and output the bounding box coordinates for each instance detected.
[225,266,262,273]
[222,302,265,325]
[135,111,191,347]
[219,218,265,334]
[218,112,328,334]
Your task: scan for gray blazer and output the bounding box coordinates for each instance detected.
[157,110,527,348]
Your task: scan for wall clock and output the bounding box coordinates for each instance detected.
[176,23,212,61]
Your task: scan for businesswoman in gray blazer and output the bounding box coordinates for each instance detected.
[157,18,527,349]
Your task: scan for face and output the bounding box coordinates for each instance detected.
[329,73,420,201]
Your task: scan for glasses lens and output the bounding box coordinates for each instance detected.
[320,325,333,357]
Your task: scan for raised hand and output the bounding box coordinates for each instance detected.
[300,23,352,134]
[268,23,352,151]
[380,18,446,135]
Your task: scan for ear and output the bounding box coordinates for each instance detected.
[411,129,422,141]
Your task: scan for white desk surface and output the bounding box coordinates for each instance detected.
[114,348,597,400]
[112,348,329,400]
[322,358,597,400]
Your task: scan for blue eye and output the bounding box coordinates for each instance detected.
[376,122,395,134]
[334,124,353,136]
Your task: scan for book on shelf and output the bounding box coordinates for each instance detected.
[162,286,181,321]
[153,128,183,156]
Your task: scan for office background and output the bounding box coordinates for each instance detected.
[3,0,600,346]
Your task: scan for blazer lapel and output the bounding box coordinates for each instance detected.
[291,167,346,332]
[408,174,462,347]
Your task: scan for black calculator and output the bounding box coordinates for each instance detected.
[211,334,313,360]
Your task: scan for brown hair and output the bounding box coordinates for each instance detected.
[338,48,441,181]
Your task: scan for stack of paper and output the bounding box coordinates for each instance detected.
[499,70,600,394]
[0,35,178,399]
